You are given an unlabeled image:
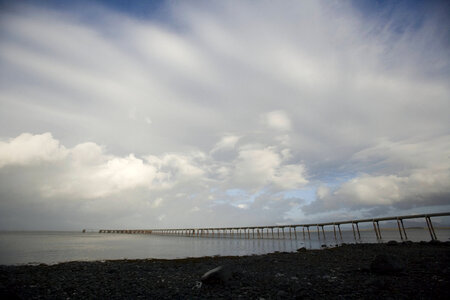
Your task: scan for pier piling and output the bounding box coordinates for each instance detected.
[98,212,449,244]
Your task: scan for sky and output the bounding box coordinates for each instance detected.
[0,0,449,230]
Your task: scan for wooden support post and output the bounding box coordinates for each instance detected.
[294,226,297,239]
[282,227,285,238]
[307,226,311,239]
[425,216,437,240]
[373,221,379,239]
[289,227,292,239]
[333,224,337,241]
[429,217,437,240]
[351,223,356,240]
[321,225,326,240]
[376,221,382,239]
[272,228,274,238]
[425,217,433,240]
[355,223,361,240]
[400,219,408,240]
[317,225,320,240]
[278,227,280,239]
[338,224,343,240]
[397,218,404,240]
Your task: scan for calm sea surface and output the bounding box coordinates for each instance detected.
[0,228,449,265]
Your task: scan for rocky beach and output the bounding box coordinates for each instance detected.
[1,241,449,299]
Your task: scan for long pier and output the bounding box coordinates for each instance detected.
[98,212,450,241]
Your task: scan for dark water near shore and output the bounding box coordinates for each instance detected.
[0,228,449,265]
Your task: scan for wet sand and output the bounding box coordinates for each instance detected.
[1,241,449,299]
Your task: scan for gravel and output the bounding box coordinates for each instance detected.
[1,242,449,299]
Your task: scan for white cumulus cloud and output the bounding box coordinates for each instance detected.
[264,110,292,131]
[0,133,67,167]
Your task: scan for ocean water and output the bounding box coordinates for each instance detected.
[0,228,449,265]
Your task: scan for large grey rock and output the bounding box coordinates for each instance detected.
[201,266,231,284]
[370,254,405,275]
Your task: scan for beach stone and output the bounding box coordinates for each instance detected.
[201,266,231,285]
[364,278,385,288]
[370,254,405,275]
[276,290,288,299]
[428,240,441,245]
[387,240,398,246]
[296,247,306,252]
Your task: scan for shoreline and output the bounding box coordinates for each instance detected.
[1,242,449,299]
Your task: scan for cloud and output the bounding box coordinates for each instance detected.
[305,169,450,213]
[0,133,67,167]
[42,153,157,199]
[0,132,307,201]
[303,136,450,213]
[231,145,308,190]
[211,135,241,153]
[0,1,449,229]
[272,164,308,190]
[264,110,291,131]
